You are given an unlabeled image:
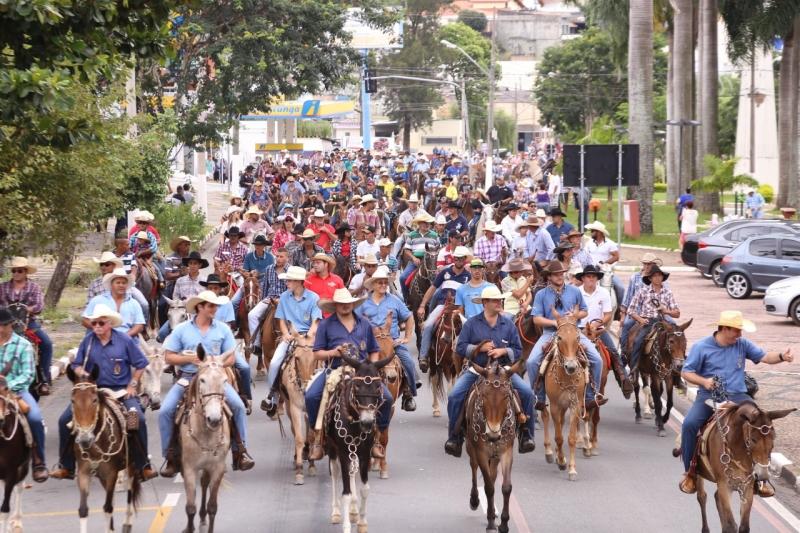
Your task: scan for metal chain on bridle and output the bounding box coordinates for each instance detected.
[410,248,439,298]
[549,322,590,419]
[0,394,21,442]
[71,383,126,474]
[470,376,516,459]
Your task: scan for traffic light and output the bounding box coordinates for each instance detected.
[364,70,377,93]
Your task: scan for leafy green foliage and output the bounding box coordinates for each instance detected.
[494,109,515,150]
[718,74,740,157]
[297,121,333,138]
[151,203,209,247]
[719,0,800,61]
[691,155,758,208]
[457,10,488,33]
[758,183,774,203]
[121,111,179,212]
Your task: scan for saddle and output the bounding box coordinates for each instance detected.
[314,367,346,432]
[0,389,33,447]
[625,321,660,356]
[537,339,588,383]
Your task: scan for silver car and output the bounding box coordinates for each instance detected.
[764,276,800,326]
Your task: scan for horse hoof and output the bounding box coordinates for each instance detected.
[658,429,666,437]
[568,472,578,481]
[294,475,304,485]
[370,461,380,472]
[643,412,653,420]
[123,525,132,533]
[433,409,441,418]
[635,416,642,424]
[331,513,342,524]
[357,524,369,533]
[582,448,592,458]
[255,369,266,378]
[545,453,554,464]
[487,526,498,532]
[350,512,360,523]
[558,462,567,471]
[308,465,317,476]
[379,470,389,480]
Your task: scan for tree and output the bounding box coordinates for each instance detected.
[494,110,516,151]
[457,9,488,33]
[297,121,333,138]
[691,155,758,211]
[628,0,656,234]
[694,0,720,212]
[667,0,694,202]
[718,75,740,157]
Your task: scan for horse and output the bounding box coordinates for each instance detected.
[465,359,525,533]
[515,312,541,367]
[237,271,261,367]
[580,320,611,457]
[258,300,282,375]
[135,258,161,335]
[179,344,231,533]
[0,381,31,533]
[66,365,141,533]
[407,244,439,353]
[325,348,393,533]
[688,402,795,533]
[540,309,586,481]
[278,330,321,485]
[7,302,46,398]
[335,254,356,289]
[370,312,402,479]
[137,337,164,411]
[631,318,692,436]
[428,296,462,418]
[484,261,502,288]
[164,297,188,330]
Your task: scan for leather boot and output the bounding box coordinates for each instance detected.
[160,449,180,478]
[418,358,429,373]
[371,442,386,459]
[49,464,74,480]
[233,449,255,472]
[679,472,696,494]
[401,392,416,412]
[138,464,159,481]
[30,446,49,482]
[444,438,463,458]
[518,429,535,454]
[755,480,775,498]
[308,431,325,461]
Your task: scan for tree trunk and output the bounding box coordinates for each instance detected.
[666,29,677,203]
[629,0,655,234]
[402,113,411,152]
[671,0,694,198]
[695,0,721,213]
[44,243,76,310]
[792,17,800,209]
[778,23,797,208]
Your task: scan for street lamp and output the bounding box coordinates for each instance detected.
[441,38,495,190]
[665,119,701,194]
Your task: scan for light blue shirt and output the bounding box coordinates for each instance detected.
[455,281,494,319]
[356,293,411,338]
[84,292,145,334]
[526,227,555,261]
[164,318,236,375]
[532,285,587,332]
[683,334,765,396]
[215,301,236,323]
[275,289,322,333]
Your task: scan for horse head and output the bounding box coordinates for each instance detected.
[67,364,102,449]
[585,319,605,343]
[290,329,318,387]
[553,306,581,375]
[194,344,228,430]
[471,360,519,442]
[660,318,693,371]
[341,349,391,433]
[6,302,29,336]
[484,262,501,284]
[736,402,796,481]
[167,299,188,329]
[372,311,395,363]
[245,272,261,308]
[138,337,164,410]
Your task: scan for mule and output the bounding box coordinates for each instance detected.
[0,383,31,533]
[428,296,462,418]
[179,344,232,533]
[66,365,141,533]
[135,259,161,335]
[465,359,524,533]
[137,337,164,411]
[237,271,261,367]
[258,302,282,376]
[371,312,402,479]
[580,320,610,457]
[164,297,188,331]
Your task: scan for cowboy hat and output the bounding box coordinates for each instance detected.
[360,194,377,205]
[502,258,531,273]
[364,266,391,290]
[134,210,154,222]
[252,234,269,246]
[311,253,336,268]
[335,223,352,236]
[642,265,670,284]
[574,264,605,281]
[441,280,463,291]
[358,254,380,266]
[318,288,366,314]
[470,285,510,304]
[407,193,420,203]
[135,231,151,241]
[8,257,38,275]
[640,252,663,265]
[542,260,568,275]
[565,229,583,240]
[535,209,547,218]
[585,221,610,237]
[186,290,230,314]
[506,203,520,211]
[92,251,123,268]
[84,303,123,328]
[278,265,308,281]
[199,273,229,288]
[483,221,502,233]
[182,251,210,268]
[244,206,262,217]
[453,246,471,258]
[313,209,326,218]
[549,207,567,217]
[714,310,756,333]
[411,212,435,225]
[0,308,14,326]
[435,215,447,225]
[224,226,246,238]
[470,258,485,268]
[169,235,194,252]
[226,205,242,216]
[102,268,130,290]
[378,238,392,247]
[553,242,575,254]
[301,229,318,239]
[523,217,542,228]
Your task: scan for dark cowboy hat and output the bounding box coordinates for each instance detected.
[335,223,352,236]
[574,264,605,281]
[292,223,306,235]
[447,200,461,209]
[182,251,210,268]
[252,234,269,246]
[224,226,246,238]
[553,242,575,254]
[0,307,13,325]
[506,203,520,211]
[549,207,567,217]
[200,273,229,288]
[642,265,670,284]
[542,260,568,275]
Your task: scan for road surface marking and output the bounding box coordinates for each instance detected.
[476,473,533,533]
[148,492,181,533]
[23,506,160,518]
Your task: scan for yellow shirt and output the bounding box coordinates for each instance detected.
[445,184,458,200]
[501,275,527,314]
[380,179,395,197]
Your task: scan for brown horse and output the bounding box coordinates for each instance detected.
[540,310,586,481]
[135,258,161,336]
[429,296,462,418]
[465,359,525,533]
[279,330,321,485]
[66,365,141,533]
[515,312,540,360]
[632,318,693,436]
[0,382,31,533]
[371,311,402,479]
[408,245,438,353]
[484,261,502,288]
[689,402,795,533]
[258,301,282,375]
[580,320,610,457]
[335,254,356,289]
[237,271,261,368]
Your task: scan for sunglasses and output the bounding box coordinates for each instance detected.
[90,320,109,327]
[99,262,114,267]
[11,269,27,274]
[372,280,389,285]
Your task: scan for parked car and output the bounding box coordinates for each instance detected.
[764,276,800,325]
[681,219,753,268]
[695,219,800,285]
[720,233,800,299]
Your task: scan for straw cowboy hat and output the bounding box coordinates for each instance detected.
[311,253,336,268]
[364,266,391,290]
[225,205,242,217]
[714,310,756,332]
[453,246,471,258]
[360,194,377,205]
[642,265,670,284]
[319,288,366,314]
[186,290,230,314]
[92,251,123,268]
[523,217,542,228]
[84,304,123,328]
[244,206,262,217]
[640,252,663,265]
[470,285,511,304]
[169,235,194,252]
[134,210,154,222]
[378,238,392,247]
[359,254,380,266]
[435,215,447,225]
[8,257,37,275]
[585,221,610,237]
[411,212,435,225]
[300,229,318,239]
[102,268,130,290]
[565,229,583,240]
[502,258,531,273]
[483,221,502,233]
[542,260,568,275]
[135,231,151,241]
[278,265,308,281]
[535,209,547,219]
[407,193,420,203]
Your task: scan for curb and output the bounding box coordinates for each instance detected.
[613,265,697,273]
[621,243,675,252]
[683,385,799,489]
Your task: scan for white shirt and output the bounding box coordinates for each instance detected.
[501,214,520,242]
[580,285,612,327]
[680,208,699,234]
[356,240,381,261]
[397,208,420,230]
[512,235,529,258]
[349,271,367,292]
[586,238,619,264]
[548,174,562,200]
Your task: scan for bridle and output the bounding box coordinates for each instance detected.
[471,371,516,452]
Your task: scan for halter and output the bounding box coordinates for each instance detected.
[648,323,685,379]
[470,371,516,455]
[70,382,126,472]
[548,320,589,417]
[0,394,21,442]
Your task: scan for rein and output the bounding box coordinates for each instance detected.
[0,395,22,442]
[470,375,516,456]
[70,383,126,473]
[185,364,229,454]
[548,321,588,417]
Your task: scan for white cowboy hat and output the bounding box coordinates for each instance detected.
[640,252,663,265]
[714,310,756,333]
[585,221,610,237]
[84,303,123,328]
[435,215,447,225]
[535,209,547,219]
[441,280,463,291]
[453,246,471,258]
[364,266,391,290]
[301,229,318,239]
[186,290,230,314]
[358,254,380,266]
[483,221,502,233]
[8,257,37,275]
[378,238,392,247]
[407,194,420,203]
[319,288,366,314]
[92,251,123,268]
[102,268,130,290]
[360,194,377,205]
[278,265,308,281]
[470,285,510,304]
[226,205,242,216]
[134,210,154,222]
[135,231,151,241]
[244,205,262,217]
[411,212,435,225]
[313,209,325,218]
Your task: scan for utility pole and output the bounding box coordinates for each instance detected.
[485,11,496,190]
[513,78,519,154]
[461,78,470,153]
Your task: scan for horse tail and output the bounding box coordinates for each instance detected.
[430,367,446,403]
[128,466,143,511]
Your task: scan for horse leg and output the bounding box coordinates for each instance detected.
[357,469,370,533]
[102,472,117,533]
[330,457,342,524]
[204,471,223,533]
[498,451,513,533]
[340,458,353,533]
[291,403,305,485]
[652,379,666,437]
[199,470,210,527]
[482,461,497,532]
[469,449,480,510]
[738,486,755,533]
[378,428,389,480]
[590,406,600,456]
[78,470,91,533]
[123,469,135,533]
[567,408,579,481]
[552,407,567,470]
[541,406,554,464]
[663,379,674,421]
[431,373,441,417]
[633,375,642,423]
[306,424,317,477]
[696,478,710,533]
[0,476,12,532]
[349,472,360,523]
[182,467,198,533]
[713,484,739,533]
[642,375,654,419]
[580,411,592,457]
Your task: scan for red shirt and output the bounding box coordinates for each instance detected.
[308,222,336,252]
[304,272,345,317]
[128,224,161,243]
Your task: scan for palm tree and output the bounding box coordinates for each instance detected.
[695,0,720,212]
[629,0,655,233]
[691,155,758,209]
[668,0,693,203]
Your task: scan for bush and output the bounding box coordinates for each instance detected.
[654,182,667,193]
[151,203,209,248]
[758,183,774,203]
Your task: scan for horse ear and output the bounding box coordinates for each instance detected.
[66,365,77,383]
[508,358,525,376]
[679,318,693,331]
[374,354,395,369]
[768,408,797,421]
[89,364,100,383]
[341,354,362,369]
[551,306,560,320]
[197,343,206,361]
[384,310,393,328]
[471,362,488,377]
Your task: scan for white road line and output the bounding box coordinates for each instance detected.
[174,473,183,483]
[161,493,181,508]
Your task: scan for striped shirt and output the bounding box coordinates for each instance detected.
[261,264,289,299]
[173,274,204,301]
[0,280,44,318]
[116,251,136,275]
[214,241,249,270]
[628,285,678,320]
[474,235,507,264]
[0,332,36,392]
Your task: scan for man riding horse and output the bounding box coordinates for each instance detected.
[398,212,439,302]
[619,253,664,357]
[678,311,793,497]
[625,265,680,372]
[444,285,536,457]
[157,251,207,342]
[83,268,146,339]
[248,248,290,356]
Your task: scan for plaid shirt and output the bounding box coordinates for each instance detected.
[332,239,358,270]
[87,276,105,303]
[174,274,204,301]
[214,241,249,270]
[291,244,325,271]
[0,280,44,318]
[261,264,289,299]
[0,332,35,392]
[628,285,678,320]
[474,235,507,264]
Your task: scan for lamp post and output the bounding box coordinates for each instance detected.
[665,119,701,194]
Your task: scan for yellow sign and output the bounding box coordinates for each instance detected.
[255,143,304,152]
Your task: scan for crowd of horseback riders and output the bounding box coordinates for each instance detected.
[0,145,794,532]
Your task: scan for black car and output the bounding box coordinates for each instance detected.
[680,219,783,269]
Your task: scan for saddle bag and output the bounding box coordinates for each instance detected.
[126,407,140,431]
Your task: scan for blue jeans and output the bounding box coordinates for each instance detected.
[29,321,52,384]
[159,380,247,456]
[305,369,393,431]
[265,340,291,391]
[18,390,45,463]
[230,288,243,322]
[234,351,252,400]
[399,263,416,300]
[526,331,603,403]
[681,392,751,471]
[156,321,171,343]
[395,344,417,396]
[598,330,628,379]
[446,370,534,440]
[58,396,148,470]
[619,317,636,361]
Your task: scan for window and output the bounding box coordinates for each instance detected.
[780,239,800,261]
[727,225,774,241]
[422,136,456,145]
[749,238,777,257]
